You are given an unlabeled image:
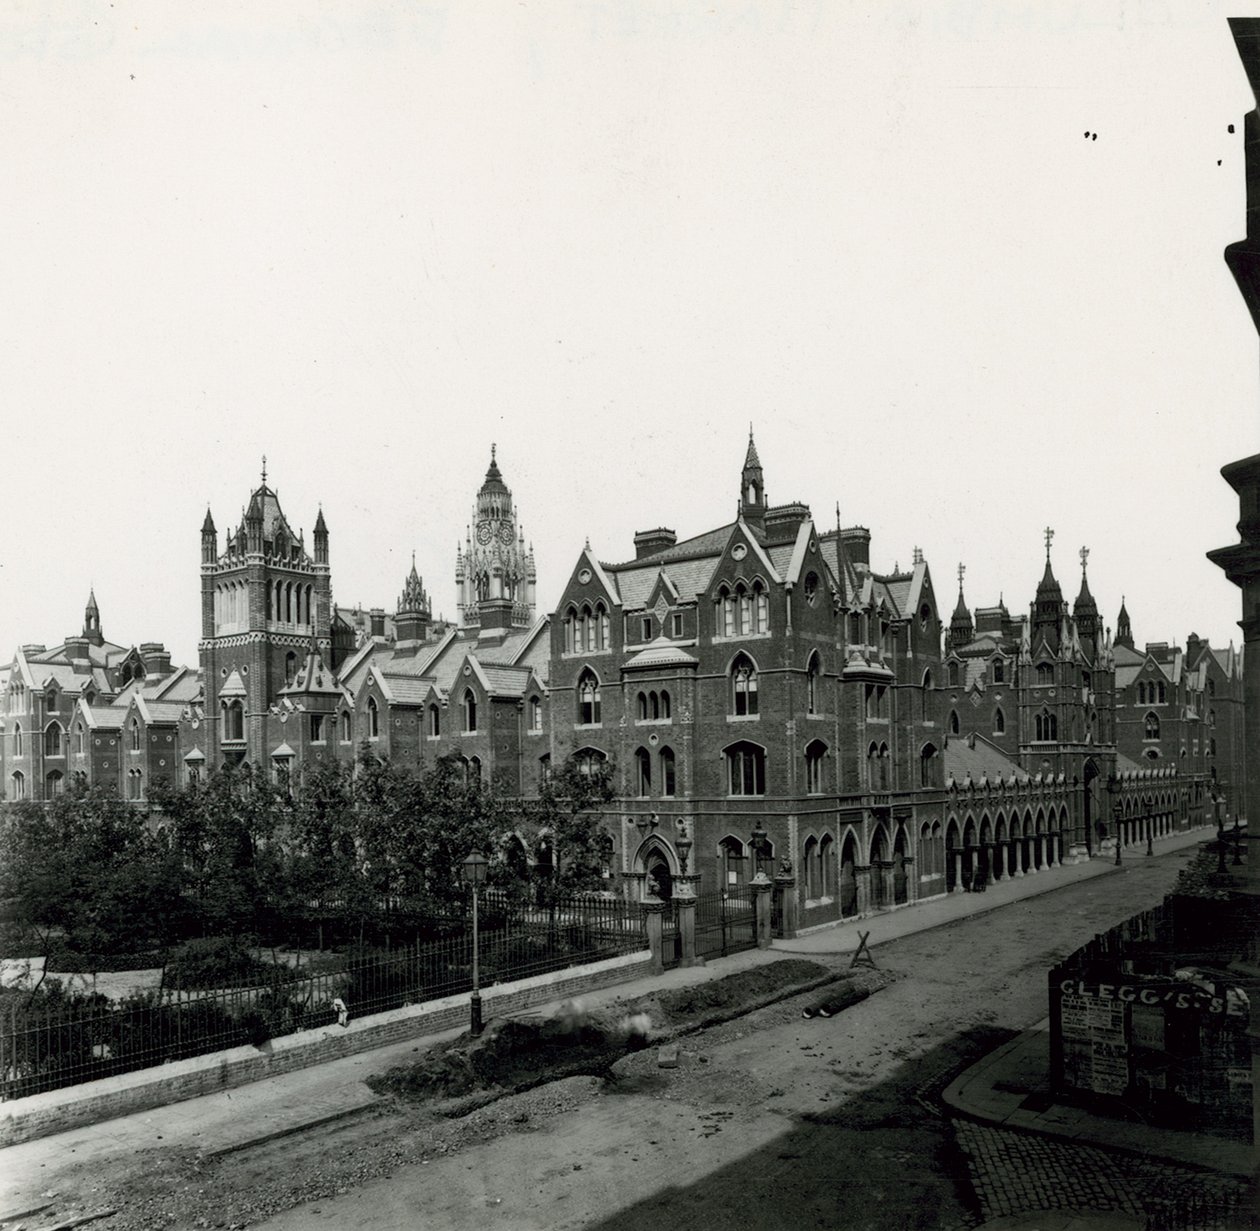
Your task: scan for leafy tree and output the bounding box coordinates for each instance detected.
[522,755,616,896]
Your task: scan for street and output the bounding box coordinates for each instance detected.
[235,846,1237,1231]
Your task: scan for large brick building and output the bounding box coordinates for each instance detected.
[1,436,1240,927]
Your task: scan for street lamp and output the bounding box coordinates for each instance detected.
[461,851,489,1037]
[1113,800,1123,866]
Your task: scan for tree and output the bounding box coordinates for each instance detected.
[521,754,616,896]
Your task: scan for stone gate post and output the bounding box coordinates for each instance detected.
[641,898,665,974]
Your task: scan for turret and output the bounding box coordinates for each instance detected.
[313,506,328,565]
[1073,546,1099,649]
[1031,528,1065,652]
[83,588,103,647]
[947,563,973,651]
[201,507,217,564]
[739,428,766,535]
[1114,597,1133,649]
[395,554,431,647]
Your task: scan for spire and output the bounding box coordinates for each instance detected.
[480,442,508,495]
[314,505,327,535]
[84,588,102,645]
[201,506,215,534]
[948,562,973,651]
[1115,596,1134,649]
[1074,545,1099,645]
[740,427,766,533]
[1032,527,1065,652]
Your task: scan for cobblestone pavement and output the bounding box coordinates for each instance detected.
[953,1119,1252,1229]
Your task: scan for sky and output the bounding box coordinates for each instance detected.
[2,1,1260,667]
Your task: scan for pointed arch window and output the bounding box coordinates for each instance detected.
[819,833,836,898]
[992,658,1005,683]
[285,651,297,687]
[1036,663,1054,686]
[462,690,477,734]
[44,722,64,757]
[993,707,1005,735]
[660,689,671,719]
[1144,712,1160,740]
[10,770,25,801]
[429,704,441,738]
[1157,682,1166,704]
[634,747,652,796]
[45,770,64,798]
[573,747,607,777]
[720,835,748,886]
[803,834,820,898]
[1035,708,1058,741]
[339,710,351,743]
[754,584,769,633]
[74,724,84,755]
[921,669,933,723]
[804,739,827,795]
[367,696,380,739]
[660,746,676,797]
[529,696,542,732]
[130,718,141,751]
[806,653,821,715]
[867,742,890,790]
[726,741,766,796]
[948,661,960,688]
[948,710,959,736]
[731,655,758,717]
[920,743,937,788]
[637,691,648,721]
[1138,682,1146,704]
[577,672,601,726]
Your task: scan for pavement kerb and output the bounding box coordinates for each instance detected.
[201,1100,387,1160]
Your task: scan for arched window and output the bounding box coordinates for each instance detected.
[462,690,476,734]
[634,747,652,796]
[660,746,676,796]
[539,753,551,784]
[719,836,747,886]
[650,691,659,720]
[804,739,826,794]
[44,722,63,757]
[920,743,937,788]
[1035,708,1058,741]
[948,710,959,736]
[563,607,577,654]
[469,755,482,784]
[804,572,819,607]
[1157,682,1166,704]
[577,671,601,725]
[581,604,595,652]
[660,690,671,719]
[803,835,820,898]
[1138,682,1146,704]
[993,707,1005,735]
[1209,708,1217,728]
[368,697,380,738]
[11,721,21,757]
[637,691,648,721]
[1210,737,1217,756]
[948,661,960,688]
[10,771,25,801]
[1036,662,1053,685]
[992,658,1005,683]
[129,717,140,751]
[921,669,933,722]
[45,770,64,798]
[731,655,758,716]
[754,584,769,634]
[529,696,542,732]
[1144,712,1160,740]
[340,710,351,742]
[738,586,752,635]
[127,768,143,800]
[573,747,607,777]
[726,741,766,796]
[224,700,244,742]
[45,689,57,713]
[599,604,610,650]
[1209,678,1217,697]
[806,653,821,715]
[429,704,441,737]
[285,651,297,687]
[74,724,84,755]
[850,612,864,645]
[819,833,836,898]
[877,742,890,790]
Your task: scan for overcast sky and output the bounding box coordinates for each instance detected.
[3,1,1259,667]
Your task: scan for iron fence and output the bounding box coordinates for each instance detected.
[694,886,757,960]
[0,894,645,1101]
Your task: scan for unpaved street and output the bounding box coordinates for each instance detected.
[240,849,1205,1231]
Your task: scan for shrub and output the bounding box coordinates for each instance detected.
[163,937,291,991]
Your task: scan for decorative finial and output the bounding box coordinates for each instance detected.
[261,454,267,485]
[957,562,966,590]
[912,546,923,566]
[491,442,496,462]
[1044,526,1054,557]
[1079,545,1089,572]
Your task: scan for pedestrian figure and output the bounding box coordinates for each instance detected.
[332,996,349,1028]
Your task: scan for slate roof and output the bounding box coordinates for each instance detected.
[943,735,1027,784]
[622,642,700,671]
[479,664,534,697]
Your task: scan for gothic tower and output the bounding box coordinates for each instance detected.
[455,446,537,633]
[199,463,332,768]
[83,588,103,647]
[739,428,766,535]
[946,564,973,652]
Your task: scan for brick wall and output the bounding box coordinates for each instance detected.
[0,949,653,1148]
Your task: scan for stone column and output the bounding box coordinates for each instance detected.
[1013,839,1025,877]
[881,860,896,905]
[641,898,665,974]
[949,851,963,894]
[902,854,917,904]
[855,863,873,911]
[751,873,773,948]
[774,872,799,938]
[674,892,700,967]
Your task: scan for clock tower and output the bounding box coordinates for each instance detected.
[455,446,537,632]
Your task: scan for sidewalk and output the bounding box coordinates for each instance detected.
[943,1021,1254,1178]
[0,945,784,1216]
[773,824,1210,957]
[0,825,1214,1218]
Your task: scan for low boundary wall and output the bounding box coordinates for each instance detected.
[0,948,653,1148]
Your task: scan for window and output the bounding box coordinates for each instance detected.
[45,690,57,713]
[806,654,820,714]
[850,612,864,645]
[803,835,820,897]
[805,740,826,794]
[819,834,836,898]
[368,697,380,739]
[130,718,141,751]
[641,616,653,641]
[573,747,607,777]
[867,742,890,790]
[660,690,671,719]
[599,605,610,649]
[224,702,244,742]
[127,768,142,800]
[1035,708,1058,741]
[1209,678,1216,697]
[719,836,747,886]
[539,753,551,784]
[726,742,766,795]
[429,704,441,737]
[339,710,351,743]
[920,604,931,631]
[44,722,63,757]
[13,720,23,756]
[992,658,1004,683]
[921,669,933,722]
[804,572,818,606]
[634,747,651,796]
[1210,737,1217,757]
[469,755,482,784]
[1144,712,1160,740]
[993,707,1005,735]
[310,713,324,743]
[529,696,542,731]
[948,710,959,736]
[755,585,769,633]
[1157,682,1166,704]
[637,691,648,721]
[74,724,84,755]
[462,690,476,734]
[273,758,292,792]
[660,747,676,796]
[948,662,960,688]
[45,770,64,798]
[285,651,297,687]
[563,607,577,654]
[1209,708,1217,728]
[1138,682,1147,704]
[865,684,887,720]
[1036,663,1053,686]
[10,771,25,800]
[577,672,601,725]
[919,743,937,788]
[671,612,684,638]
[731,655,758,716]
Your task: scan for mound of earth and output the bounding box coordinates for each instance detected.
[368,957,845,1107]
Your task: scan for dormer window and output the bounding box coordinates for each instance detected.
[992,659,1004,684]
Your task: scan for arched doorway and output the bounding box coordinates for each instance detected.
[840,833,858,917]
[893,827,908,905]
[870,826,888,908]
[962,817,977,891]
[945,819,961,892]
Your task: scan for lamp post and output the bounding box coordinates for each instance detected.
[1113,801,1123,866]
[1214,790,1228,875]
[461,851,489,1037]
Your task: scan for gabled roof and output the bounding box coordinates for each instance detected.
[479,663,536,698]
[133,696,186,725]
[943,733,1028,786]
[219,668,247,698]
